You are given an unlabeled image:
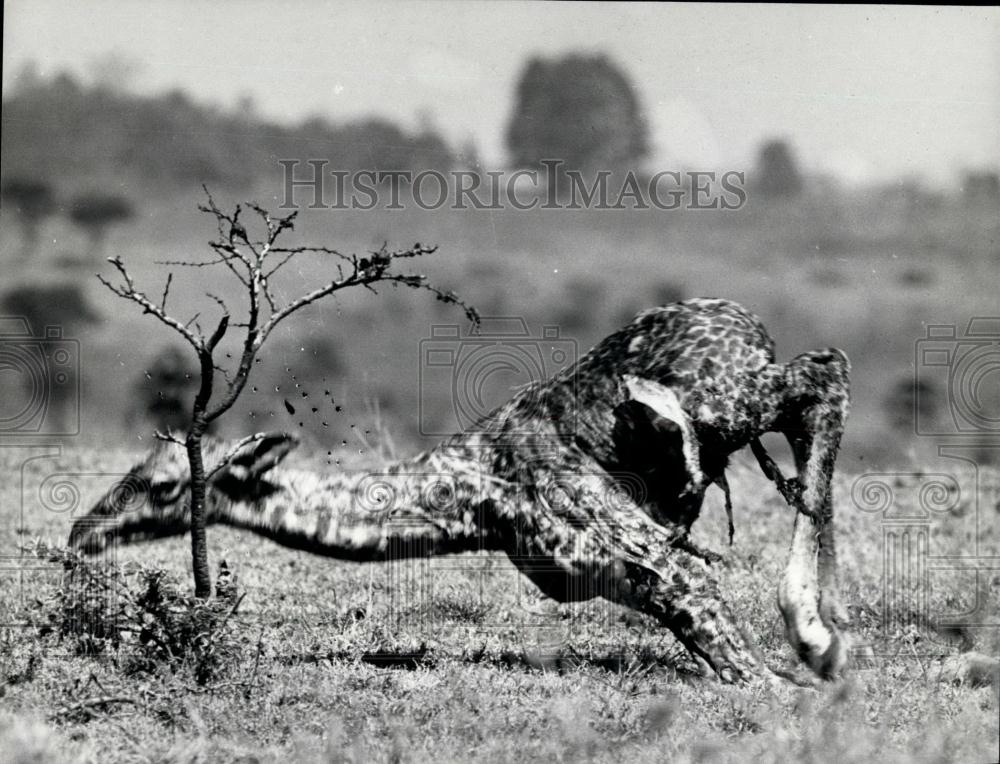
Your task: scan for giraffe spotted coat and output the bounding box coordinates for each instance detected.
[72,298,851,684]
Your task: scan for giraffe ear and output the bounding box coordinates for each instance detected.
[622,375,703,486]
[623,375,690,430]
[222,432,300,482]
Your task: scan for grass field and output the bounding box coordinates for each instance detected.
[3,42,998,764]
[2,158,998,764]
[1,443,997,763]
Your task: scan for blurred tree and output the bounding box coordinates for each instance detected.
[87,52,142,93]
[885,376,936,432]
[505,54,648,174]
[1,282,101,433]
[1,282,101,331]
[754,139,804,198]
[9,60,43,95]
[457,136,482,172]
[1,178,57,259]
[962,170,1000,206]
[130,346,209,435]
[69,192,135,259]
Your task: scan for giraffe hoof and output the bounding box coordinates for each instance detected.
[814,625,850,680]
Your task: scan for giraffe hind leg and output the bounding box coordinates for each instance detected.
[493,449,773,683]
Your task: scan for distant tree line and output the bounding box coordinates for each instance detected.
[6,61,994,210]
[1,72,455,193]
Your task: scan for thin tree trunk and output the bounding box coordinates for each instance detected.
[186,426,212,598]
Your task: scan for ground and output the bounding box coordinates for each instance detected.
[0,445,998,763]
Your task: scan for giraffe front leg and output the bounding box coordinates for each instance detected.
[781,349,851,647]
[778,506,849,679]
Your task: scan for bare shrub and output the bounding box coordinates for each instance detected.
[26,541,245,685]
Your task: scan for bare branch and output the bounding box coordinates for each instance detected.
[268,245,352,258]
[160,273,173,312]
[262,249,303,279]
[212,361,233,386]
[207,313,229,350]
[205,292,229,314]
[207,244,251,287]
[153,430,185,446]
[204,432,269,480]
[229,203,248,244]
[155,256,233,268]
[97,258,203,352]
[245,201,296,246]
[260,279,278,314]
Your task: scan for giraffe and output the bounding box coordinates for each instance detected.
[70,298,851,684]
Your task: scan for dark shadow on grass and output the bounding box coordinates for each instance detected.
[273,644,705,678]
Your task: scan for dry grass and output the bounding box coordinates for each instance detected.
[1,445,998,763]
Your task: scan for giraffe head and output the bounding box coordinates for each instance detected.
[68,432,300,553]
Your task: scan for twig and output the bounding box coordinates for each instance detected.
[154,430,185,446]
[245,626,266,699]
[160,273,172,312]
[97,257,202,352]
[203,593,246,645]
[204,432,269,480]
[50,696,136,720]
[155,256,233,267]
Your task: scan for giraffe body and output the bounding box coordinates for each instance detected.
[71,298,851,683]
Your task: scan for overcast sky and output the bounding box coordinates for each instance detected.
[4,1,998,186]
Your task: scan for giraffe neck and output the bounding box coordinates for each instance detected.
[213,446,504,561]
